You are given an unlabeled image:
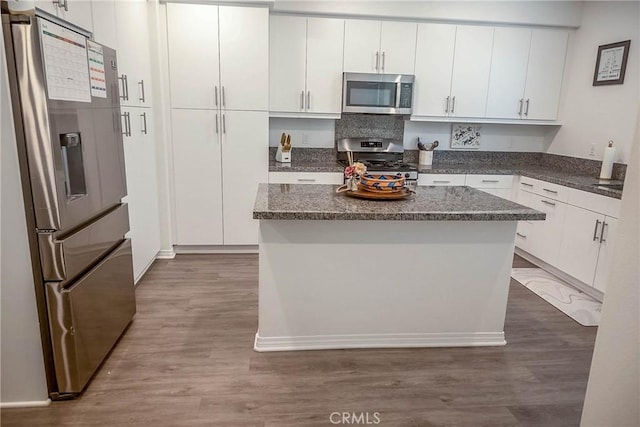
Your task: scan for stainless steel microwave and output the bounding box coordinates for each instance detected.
[342,73,415,115]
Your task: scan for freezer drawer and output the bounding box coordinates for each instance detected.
[38,204,130,283]
[45,239,135,394]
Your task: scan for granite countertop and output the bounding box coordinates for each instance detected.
[253,184,546,221]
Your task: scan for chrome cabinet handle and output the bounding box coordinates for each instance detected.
[382,51,385,71]
[521,182,533,187]
[53,0,67,11]
[445,96,450,114]
[451,96,456,114]
[540,199,556,206]
[138,80,145,103]
[375,51,379,71]
[524,98,530,116]
[482,180,500,183]
[433,180,451,184]
[599,221,608,243]
[222,114,226,134]
[215,114,219,134]
[543,188,558,194]
[222,86,226,107]
[118,75,129,101]
[307,91,310,110]
[518,98,523,116]
[64,0,68,11]
[297,179,316,182]
[140,112,147,135]
[215,86,218,107]
[300,91,304,110]
[121,112,131,137]
[593,219,601,242]
[516,232,527,239]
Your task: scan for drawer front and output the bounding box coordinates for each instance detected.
[479,188,513,200]
[518,176,538,193]
[515,221,532,252]
[567,187,621,218]
[417,174,466,186]
[268,172,344,185]
[465,174,513,189]
[536,180,570,203]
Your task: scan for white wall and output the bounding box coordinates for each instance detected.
[0,38,49,406]
[272,1,583,28]
[548,1,639,163]
[580,112,640,427]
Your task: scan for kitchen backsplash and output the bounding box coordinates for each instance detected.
[334,114,404,140]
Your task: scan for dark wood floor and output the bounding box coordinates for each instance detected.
[2,254,597,426]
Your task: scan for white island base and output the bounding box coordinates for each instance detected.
[254,220,518,352]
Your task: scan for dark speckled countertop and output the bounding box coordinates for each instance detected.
[253,184,545,221]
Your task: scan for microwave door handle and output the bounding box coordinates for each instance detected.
[395,84,401,108]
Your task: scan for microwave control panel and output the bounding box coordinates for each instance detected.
[398,83,413,108]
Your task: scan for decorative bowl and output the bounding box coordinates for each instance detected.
[359,174,405,192]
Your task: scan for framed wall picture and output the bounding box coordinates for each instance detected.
[451,124,481,149]
[593,40,631,86]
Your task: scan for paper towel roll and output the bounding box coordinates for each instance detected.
[599,142,616,180]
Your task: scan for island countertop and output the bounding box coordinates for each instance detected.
[253,184,546,221]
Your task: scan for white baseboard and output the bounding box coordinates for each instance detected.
[156,248,176,259]
[174,245,258,254]
[254,332,506,352]
[515,247,604,302]
[134,257,157,286]
[1,399,51,408]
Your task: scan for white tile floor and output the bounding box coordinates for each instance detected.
[511,268,601,326]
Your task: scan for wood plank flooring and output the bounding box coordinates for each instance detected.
[1,254,597,426]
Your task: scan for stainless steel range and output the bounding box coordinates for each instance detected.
[336,138,418,180]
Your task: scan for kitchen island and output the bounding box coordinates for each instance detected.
[253,184,545,352]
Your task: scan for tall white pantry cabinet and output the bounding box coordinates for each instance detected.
[91,0,161,282]
[167,3,269,246]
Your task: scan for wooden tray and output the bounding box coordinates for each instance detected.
[343,187,413,200]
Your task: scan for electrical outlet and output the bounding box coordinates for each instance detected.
[301,133,309,146]
[589,143,596,157]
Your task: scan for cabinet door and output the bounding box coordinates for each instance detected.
[219,6,269,111]
[413,23,456,117]
[523,29,568,120]
[91,0,117,49]
[34,0,59,16]
[115,0,151,108]
[379,21,417,74]
[121,107,161,281]
[306,17,344,114]
[269,15,306,113]
[60,0,93,32]
[343,19,381,73]
[529,196,567,266]
[167,3,219,110]
[593,216,617,293]
[221,111,268,245]
[557,205,602,285]
[450,26,494,118]
[485,28,531,119]
[171,109,223,245]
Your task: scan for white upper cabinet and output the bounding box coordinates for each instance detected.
[523,29,569,120]
[449,25,494,118]
[486,27,532,119]
[91,0,117,49]
[115,0,152,107]
[35,0,92,32]
[269,15,307,113]
[379,21,417,74]
[167,3,220,110]
[304,17,344,114]
[343,19,416,74]
[343,19,381,73]
[413,23,456,117]
[167,4,268,112]
[486,28,568,120]
[219,6,269,111]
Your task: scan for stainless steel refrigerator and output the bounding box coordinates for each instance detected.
[2,11,135,399]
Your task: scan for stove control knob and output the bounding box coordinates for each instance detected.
[404,173,410,178]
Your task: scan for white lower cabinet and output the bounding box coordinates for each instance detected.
[121,107,161,281]
[515,176,620,295]
[465,174,514,200]
[269,172,343,185]
[171,109,268,246]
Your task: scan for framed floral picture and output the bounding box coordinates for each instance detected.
[451,124,481,149]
